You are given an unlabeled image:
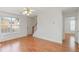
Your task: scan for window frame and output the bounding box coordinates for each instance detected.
[0,16,20,34]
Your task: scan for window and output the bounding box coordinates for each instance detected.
[70,17,76,31]
[11,17,19,32]
[1,17,12,33]
[0,17,19,33]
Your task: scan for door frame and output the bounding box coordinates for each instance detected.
[62,11,78,43]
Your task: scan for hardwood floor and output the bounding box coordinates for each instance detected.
[63,33,79,52]
[0,35,79,52]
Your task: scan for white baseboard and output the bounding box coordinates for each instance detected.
[33,35,62,44]
[0,35,27,42]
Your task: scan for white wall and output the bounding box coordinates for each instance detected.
[0,11,28,42]
[77,10,79,44]
[64,17,71,33]
[34,8,63,44]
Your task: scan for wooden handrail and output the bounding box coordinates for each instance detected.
[32,23,37,35]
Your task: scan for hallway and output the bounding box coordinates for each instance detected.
[63,33,79,51]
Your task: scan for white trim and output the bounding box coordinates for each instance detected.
[33,35,62,44]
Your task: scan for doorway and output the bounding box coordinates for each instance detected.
[63,13,78,51]
[27,16,37,36]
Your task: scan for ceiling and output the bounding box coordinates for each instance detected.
[0,7,77,17]
[0,7,42,17]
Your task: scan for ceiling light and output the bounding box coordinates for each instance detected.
[22,8,34,16]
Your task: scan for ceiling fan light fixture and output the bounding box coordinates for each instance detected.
[22,8,34,16]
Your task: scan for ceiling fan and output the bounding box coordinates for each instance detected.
[22,8,34,16]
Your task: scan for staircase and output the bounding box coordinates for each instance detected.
[32,23,37,35]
